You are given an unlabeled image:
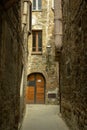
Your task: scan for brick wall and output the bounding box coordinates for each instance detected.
[60,0,87,130]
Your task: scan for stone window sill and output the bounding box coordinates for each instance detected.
[31,52,42,55]
[32,10,42,12]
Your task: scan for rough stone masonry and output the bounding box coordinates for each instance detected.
[0,1,27,130]
[60,0,87,130]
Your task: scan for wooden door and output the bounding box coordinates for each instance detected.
[26,74,35,104]
[36,74,45,104]
[26,73,45,104]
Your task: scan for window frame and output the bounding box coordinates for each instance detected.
[32,30,42,54]
[32,0,42,11]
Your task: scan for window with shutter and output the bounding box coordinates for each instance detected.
[32,30,42,53]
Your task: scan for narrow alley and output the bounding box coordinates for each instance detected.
[21,105,69,130]
[0,0,87,130]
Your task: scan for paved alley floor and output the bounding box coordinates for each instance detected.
[21,105,69,130]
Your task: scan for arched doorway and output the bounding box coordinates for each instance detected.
[26,73,45,104]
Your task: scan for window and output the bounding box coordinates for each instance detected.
[32,30,42,53]
[32,0,42,11]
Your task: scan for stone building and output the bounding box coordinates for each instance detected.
[0,0,31,130]
[26,0,59,104]
[54,0,87,130]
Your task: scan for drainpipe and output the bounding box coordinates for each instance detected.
[19,1,30,129]
[46,0,50,44]
[54,0,63,50]
[54,0,63,113]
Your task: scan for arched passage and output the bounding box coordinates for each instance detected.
[26,73,46,104]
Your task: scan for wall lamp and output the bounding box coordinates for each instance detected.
[46,44,51,55]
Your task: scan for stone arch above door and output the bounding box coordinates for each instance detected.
[27,70,48,82]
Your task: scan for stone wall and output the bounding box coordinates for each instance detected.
[28,0,59,104]
[60,0,87,130]
[0,1,27,130]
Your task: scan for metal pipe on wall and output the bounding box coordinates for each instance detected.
[54,0,63,50]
